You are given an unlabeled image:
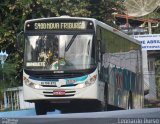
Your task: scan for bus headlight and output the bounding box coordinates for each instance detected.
[85,75,97,86]
[23,77,42,89]
[78,83,85,88]
[85,81,90,86]
[78,75,97,88]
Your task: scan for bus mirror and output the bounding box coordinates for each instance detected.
[16,31,24,49]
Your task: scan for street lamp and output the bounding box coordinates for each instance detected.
[0,50,8,68]
[0,50,8,110]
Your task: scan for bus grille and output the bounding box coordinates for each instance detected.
[43,90,76,97]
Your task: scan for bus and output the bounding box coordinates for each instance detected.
[19,16,143,115]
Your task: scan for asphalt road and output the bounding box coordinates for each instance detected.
[1,108,160,124]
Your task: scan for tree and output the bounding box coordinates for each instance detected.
[88,0,123,27]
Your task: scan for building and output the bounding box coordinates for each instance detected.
[132,34,160,100]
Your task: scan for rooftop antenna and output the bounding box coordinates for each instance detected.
[124,0,160,17]
[123,0,160,34]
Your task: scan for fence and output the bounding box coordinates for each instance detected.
[0,87,34,111]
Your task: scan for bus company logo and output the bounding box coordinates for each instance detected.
[56,82,62,88]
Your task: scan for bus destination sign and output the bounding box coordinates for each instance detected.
[25,20,94,30]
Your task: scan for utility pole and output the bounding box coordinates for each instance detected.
[148,22,152,34]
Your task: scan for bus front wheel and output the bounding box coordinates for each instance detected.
[102,84,108,111]
[35,101,47,115]
[128,91,133,109]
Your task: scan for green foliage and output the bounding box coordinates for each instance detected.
[55,0,91,17]
[0,63,18,88]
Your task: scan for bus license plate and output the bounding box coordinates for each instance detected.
[53,90,65,95]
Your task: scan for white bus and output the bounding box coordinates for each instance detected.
[18,16,143,115]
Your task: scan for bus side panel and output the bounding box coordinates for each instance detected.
[96,25,143,109]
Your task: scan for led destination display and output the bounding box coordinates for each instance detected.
[25,19,94,30]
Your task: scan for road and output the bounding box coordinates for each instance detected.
[0,108,160,124]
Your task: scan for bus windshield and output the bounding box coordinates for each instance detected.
[24,33,96,71]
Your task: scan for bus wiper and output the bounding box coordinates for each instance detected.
[87,40,91,55]
[65,34,77,52]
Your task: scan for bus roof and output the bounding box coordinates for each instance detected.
[95,20,141,45]
[25,16,97,23]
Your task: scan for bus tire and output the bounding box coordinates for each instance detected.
[35,101,47,115]
[103,84,108,111]
[128,91,133,109]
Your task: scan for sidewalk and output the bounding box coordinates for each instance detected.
[144,99,160,108]
[0,108,60,117]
